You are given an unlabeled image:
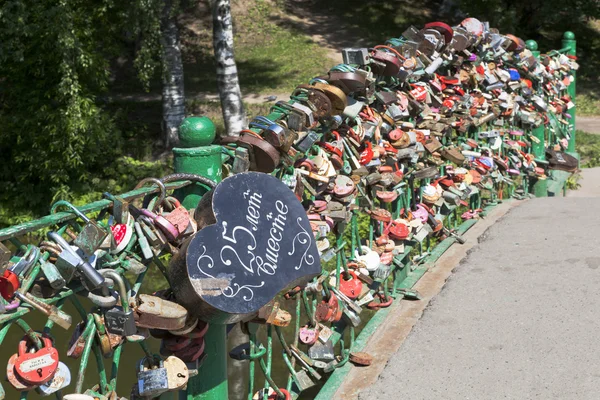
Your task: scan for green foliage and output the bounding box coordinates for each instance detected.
[576,94,600,116]
[575,130,600,167]
[566,173,582,190]
[0,0,169,226]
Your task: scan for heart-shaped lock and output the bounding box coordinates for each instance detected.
[339,270,363,300]
[316,293,337,322]
[299,325,320,345]
[333,175,356,198]
[356,246,380,272]
[15,335,60,385]
[110,215,134,254]
[386,219,410,240]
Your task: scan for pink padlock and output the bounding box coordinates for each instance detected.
[298,325,319,345]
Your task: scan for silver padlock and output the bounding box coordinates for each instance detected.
[137,356,169,398]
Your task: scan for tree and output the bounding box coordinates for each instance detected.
[210,0,246,137]
[161,0,186,147]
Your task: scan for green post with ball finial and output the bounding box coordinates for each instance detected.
[172,116,223,209]
[172,116,229,400]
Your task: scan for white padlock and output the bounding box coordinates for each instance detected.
[356,245,380,272]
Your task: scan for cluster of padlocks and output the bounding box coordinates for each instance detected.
[0,17,578,400]
[219,17,577,399]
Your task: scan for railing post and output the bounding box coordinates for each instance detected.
[172,116,223,209]
[172,116,229,400]
[526,40,546,160]
[562,31,577,154]
[526,39,548,197]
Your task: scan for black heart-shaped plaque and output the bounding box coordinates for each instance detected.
[170,172,321,323]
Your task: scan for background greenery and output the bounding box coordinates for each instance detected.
[0,0,598,227]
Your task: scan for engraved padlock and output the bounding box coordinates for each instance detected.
[102,270,136,336]
[137,356,169,398]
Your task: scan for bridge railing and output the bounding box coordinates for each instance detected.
[0,19,577,400]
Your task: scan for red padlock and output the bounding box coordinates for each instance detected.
[386,220,410,240]
[359,142,374,165]
[14,336,59,385]
[162,197,191,236]
[339,271,363,300]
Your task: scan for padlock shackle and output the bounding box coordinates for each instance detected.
[135,177,167,213]
[50,200,91,223]
[9,245,39,276]
[47,232,105,288]
[100,270,130,313]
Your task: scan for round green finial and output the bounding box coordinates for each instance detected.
[525,40,538,51]
[179,116,216,147]
[563,31,575,40]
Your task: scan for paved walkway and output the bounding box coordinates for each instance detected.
[360,195,600,400]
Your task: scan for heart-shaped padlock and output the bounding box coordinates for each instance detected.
[356,246,380,272]
[299,325,320,345]
[339,271,363,300]
[15,335,60,385]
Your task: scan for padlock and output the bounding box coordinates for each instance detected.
[299,325,320,345]
[134,178,181,242]
[14,292,72,330]
[137,356,169,398]
[339,270,363,300]
[0,245,39,299]
[51,200,108,256]
[164,355,189,392]
[252,388,292,400]
[67,320,88,359]
[36,361,71,396]
[39,258,66,289]
[133,293,187,330]
[252,301,292,327]
[102,270,137,336]
[47,232,105,289]
[7,352,37,391]
[355,246,380,272]
[14,335,60,385]
[103,192,131,225]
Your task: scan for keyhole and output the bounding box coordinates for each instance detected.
[37,368,43,377]
[177,373,185,378]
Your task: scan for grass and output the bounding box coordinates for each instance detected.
[576,93,600,116]
[180,0,332,97]
[575,130,600,167]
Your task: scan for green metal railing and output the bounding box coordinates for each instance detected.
[0,28,577,400]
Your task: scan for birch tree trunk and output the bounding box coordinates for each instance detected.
[211,0,246,137]
[161,0,186,148]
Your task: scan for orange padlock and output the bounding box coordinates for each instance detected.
[339,271,363,300]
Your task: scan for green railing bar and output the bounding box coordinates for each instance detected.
[0,180,194,241]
